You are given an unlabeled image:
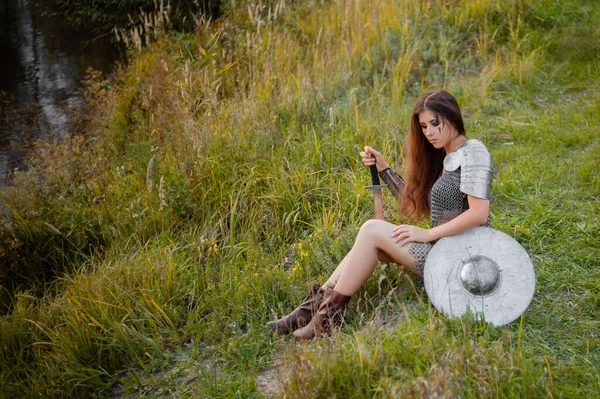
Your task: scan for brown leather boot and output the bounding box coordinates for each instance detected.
[266,284,324,334]
[293,287,350,340]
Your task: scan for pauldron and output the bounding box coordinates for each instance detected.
[443,139,494,200]
[378,167,405,202]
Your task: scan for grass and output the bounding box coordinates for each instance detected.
[0,0,599,397]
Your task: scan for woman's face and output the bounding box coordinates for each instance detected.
[418,109,456,150]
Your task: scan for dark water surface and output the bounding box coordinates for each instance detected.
[0,0,121,182]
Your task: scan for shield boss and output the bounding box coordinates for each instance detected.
[423,226,535,326]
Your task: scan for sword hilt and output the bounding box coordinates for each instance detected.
[369,163,381,186]
[370,154,380,185]
[367,155,386,220]
[366,155,387,190]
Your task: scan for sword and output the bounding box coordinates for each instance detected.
[365,156,387,220]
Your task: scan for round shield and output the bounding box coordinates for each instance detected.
[423,226,535,327]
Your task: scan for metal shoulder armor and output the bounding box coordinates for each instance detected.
[443,139,494,200]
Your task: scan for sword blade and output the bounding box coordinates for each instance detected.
[369,162,385,219]
[373,189,384,220]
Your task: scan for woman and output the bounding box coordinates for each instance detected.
[267,90,493,339]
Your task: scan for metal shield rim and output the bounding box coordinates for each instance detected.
[423,226,536,326]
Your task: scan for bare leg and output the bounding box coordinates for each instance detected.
[324,246,397,288]
[267,222,409,335]
[323,254,349,289]
[334,219,417,296]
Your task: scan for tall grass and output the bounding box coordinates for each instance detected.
[1,0,599,397]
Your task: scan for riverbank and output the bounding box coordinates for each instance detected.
[0,0,121,183]
[1,0,599,397]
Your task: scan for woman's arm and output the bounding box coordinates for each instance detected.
[379,167,405,202]
[426,196,489,241]
[360,146,405,202]
[391,195,489,245]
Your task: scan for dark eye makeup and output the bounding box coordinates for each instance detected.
[420,114,440,129]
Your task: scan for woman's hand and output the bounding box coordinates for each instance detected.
[360,146,389,172]
[391,225,431,246]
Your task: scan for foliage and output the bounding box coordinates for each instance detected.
[1,0,599,397]
[43,0,220,39]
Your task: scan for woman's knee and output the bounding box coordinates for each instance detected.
[357,219,389,241]
[360,218,383,230]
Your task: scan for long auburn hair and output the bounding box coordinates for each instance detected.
[400,90,466,219]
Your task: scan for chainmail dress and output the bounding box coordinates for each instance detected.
[379,139,493,275]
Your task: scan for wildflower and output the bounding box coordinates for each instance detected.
[146,154,156,192]
[291,260,301,279]
[329,106,335,128]
[159,176,166,209]
[44,222,61,235]
[92,195,105,203]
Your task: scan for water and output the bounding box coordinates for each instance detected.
[0,0,121,182]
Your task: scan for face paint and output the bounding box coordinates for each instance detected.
[434,114,444,135]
